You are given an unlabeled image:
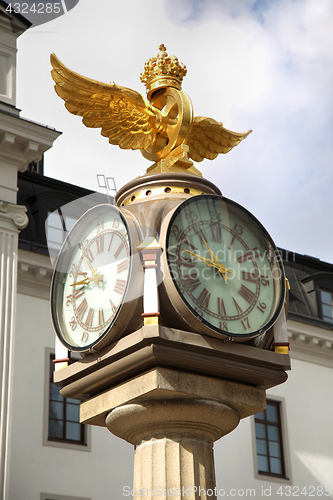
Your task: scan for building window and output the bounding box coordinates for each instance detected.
[47,210,77,253]
[254,400,286,478]
[320,290,333,323]
[48,354,86,445]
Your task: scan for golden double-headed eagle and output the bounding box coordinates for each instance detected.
[50,44,251,176]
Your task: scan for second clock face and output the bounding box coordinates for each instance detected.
[51,204,132,351]
[165,195,285,338]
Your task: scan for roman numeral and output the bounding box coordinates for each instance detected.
[73,287,85,300]
[179,257,195,268]
[109,299,117,314]
[194,227,207,243]
[228,235,236,250]
[80,243,94,263]
[232,297,243,314]
[67,286,85,305]
[114,279,126,295]
[117,259,129,273]
[217,297,226,316]
[237,247,261,263]
[182,274,201,293]
[98,308,105,325]
[182,238,198,252]
[114,242,124,259]
[241,317,250,330]
[76,298,88,320]
[228,223,244,249]
[211,224,222,244]
[108,233,114,252]
[238,284,255,304]
[96,234,104,254]
[76,269,87,277]
[197,288,211,309]
[85,307,94,327]
[242,270,259,282]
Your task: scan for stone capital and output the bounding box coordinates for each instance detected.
[106,398,239,445]
[106,398,240,500]
[0,201,29,230]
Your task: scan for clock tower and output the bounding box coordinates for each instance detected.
[51,45,290,499]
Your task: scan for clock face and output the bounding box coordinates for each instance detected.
[165,195,286,339]
[51,204,132,351]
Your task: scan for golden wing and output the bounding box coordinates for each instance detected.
[50,53,163,150]
[187,117,252,162]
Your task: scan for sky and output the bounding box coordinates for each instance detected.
[16,0,333,264]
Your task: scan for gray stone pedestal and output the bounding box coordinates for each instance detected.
[107,398,238,499]
[80,367,266,499]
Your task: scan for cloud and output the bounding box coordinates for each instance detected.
[163,0,333,261]
[16,0,333,262]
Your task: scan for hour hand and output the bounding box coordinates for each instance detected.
[181,248,214,265]
[70,274,104,287]
[70,277,91,287]
[182,247,232,282]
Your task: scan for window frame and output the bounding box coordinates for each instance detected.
[320,289,333,323]
[46,209,78,257]
[252,396,291,484]
[43,348,91,452]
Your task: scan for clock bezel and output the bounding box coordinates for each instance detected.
[50,204,143,353]
[161,194,286,342]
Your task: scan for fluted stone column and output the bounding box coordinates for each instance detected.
[0,201,28,499]
[106,398,239,499]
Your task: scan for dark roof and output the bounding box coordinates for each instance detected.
[0,1,32,33]
[17,170,110,255]
[281,249,333,331]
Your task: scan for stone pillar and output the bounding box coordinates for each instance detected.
[77,368,266,499]
[0,201,28,499]
[106,398,239,499]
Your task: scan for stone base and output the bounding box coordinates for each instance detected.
[106,399,238,500]
[83,368,266,500]
[80,366,266,427]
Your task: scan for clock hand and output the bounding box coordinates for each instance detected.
[70,274,104,287]
[182,247,232,282]
[70,278,90,287]
[200,238,232,280]
[201,237,216,262]
[181,248,216,266]
[201,237,228,270]
[86,258,98,277]
[85,258,103,287]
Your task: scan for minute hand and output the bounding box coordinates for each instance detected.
[201,238,230,271]
[182,248,232,282]
[181,248,216,267]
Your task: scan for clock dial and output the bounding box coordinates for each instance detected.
[51,204,134,351]
[165,195,285,339]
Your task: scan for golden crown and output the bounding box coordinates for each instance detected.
[140,44,187,100]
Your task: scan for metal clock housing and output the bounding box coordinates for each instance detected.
[161,195,286,345]
[51,204,143,352]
